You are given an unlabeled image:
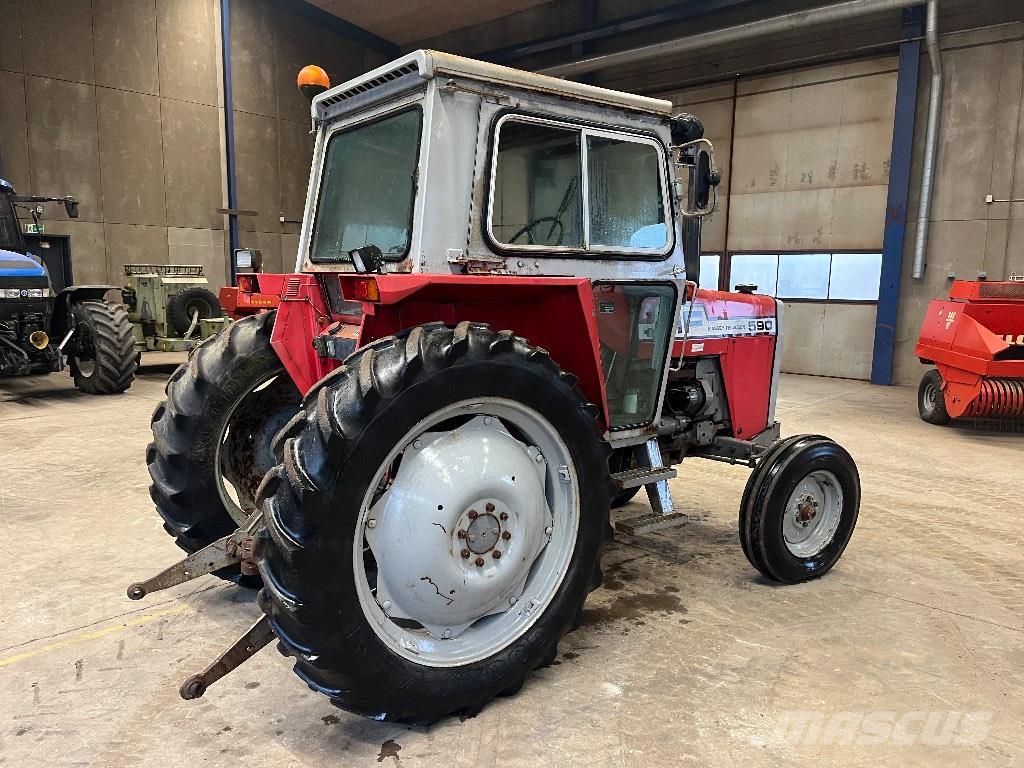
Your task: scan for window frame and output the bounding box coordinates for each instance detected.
[485,113,674,260]
[723,249,883,304]
[307,105,424,265]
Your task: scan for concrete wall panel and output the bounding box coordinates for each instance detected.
[0,5,23,72]
[42,220,108,285]
[20,0,95,84]
[161,99,223,231]
[94,0,161,96]
[277,118,315,231]
[97,88,166,226]
[25,77,102,223]
[231,0,278,118]
[104,223,169,279]
[156,0,220,107]
[167,227,228,290]
[233,110,280,233]
[0,72,31,191]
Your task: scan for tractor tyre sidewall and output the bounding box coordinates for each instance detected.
[148,311,299,561]
[69,300,137,395]
[918,369,951,425]
[260,325,609,724]
[747,438,859,584]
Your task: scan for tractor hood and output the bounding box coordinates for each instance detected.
[0,248,46,278]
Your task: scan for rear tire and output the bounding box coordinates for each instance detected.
[258,322,610,724]
[68,300,136,394]
[167,286,222,336]
[740,436,859,584]
[918,369,950,425]
[147,311,300,563]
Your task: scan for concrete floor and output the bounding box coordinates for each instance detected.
[0,362,1021,767]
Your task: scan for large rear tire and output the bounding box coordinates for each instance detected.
[147,311,300,559]
[68,300,136,394]
[257,322,610,724]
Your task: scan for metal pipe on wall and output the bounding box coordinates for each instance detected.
[911,0,942,278]
[539,0,922,79]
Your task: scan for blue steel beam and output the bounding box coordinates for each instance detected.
[220,0,239,286]
[871,5,924,386]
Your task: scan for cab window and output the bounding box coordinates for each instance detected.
[310,108,421,263]
[489,116,670,255]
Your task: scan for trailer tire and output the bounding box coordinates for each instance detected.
[148,311,300,571]
[918,369,950,425]
[740,435,859,584]
[68,300,137,394]
[258,322,610,724]
[167,286,222,337]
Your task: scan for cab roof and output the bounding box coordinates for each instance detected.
[313,49,673,121]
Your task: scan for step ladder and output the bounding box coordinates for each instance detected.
[611,438,689,536]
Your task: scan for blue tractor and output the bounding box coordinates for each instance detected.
[0,179,136,393]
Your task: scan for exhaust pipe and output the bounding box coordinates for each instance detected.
[912,0,942,279]
[28,330,49,350]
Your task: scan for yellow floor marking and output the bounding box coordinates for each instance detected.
[0,604,190,669]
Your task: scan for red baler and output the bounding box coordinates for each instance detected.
[915,279,1024,425]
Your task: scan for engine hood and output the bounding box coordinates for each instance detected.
[0,248,46,278]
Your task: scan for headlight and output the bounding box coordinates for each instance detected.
[1,289,21,299]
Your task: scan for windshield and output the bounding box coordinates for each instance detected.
[310,109,422,263]
[0,192,24,253]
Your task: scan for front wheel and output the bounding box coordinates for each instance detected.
[739,435,859,584]
[258,322,610,724]
[68,300,137,394]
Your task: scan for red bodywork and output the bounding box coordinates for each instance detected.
[915,280,1024,418]
[244,273,778,439]
[219,274,282,317]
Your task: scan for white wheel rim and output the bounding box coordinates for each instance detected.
[782,469,843,558]
[354,397,579,667]
[922,380,939,413]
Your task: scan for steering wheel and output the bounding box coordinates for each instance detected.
[509,216,564,246]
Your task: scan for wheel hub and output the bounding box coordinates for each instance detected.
[782,471,843,558]
[364,415,551,639]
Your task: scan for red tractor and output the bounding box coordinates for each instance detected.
[130,52,860,724]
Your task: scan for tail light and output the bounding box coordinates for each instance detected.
[237,275,257,293]
[351,277,379,302]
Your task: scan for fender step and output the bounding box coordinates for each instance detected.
[610,466,677,489]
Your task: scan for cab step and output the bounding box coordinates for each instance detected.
[610,465,677,489]
[615,512,690,536]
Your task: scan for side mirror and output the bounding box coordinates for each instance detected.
[676,138,720,217]
[64,198,79,218]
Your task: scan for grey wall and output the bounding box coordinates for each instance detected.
[892,22,1024,386]
[0,0,380,290]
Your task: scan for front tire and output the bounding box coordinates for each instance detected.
[740,436,859,584]
[148,311,300,558]
[918,369,950,425]
[68,300,136,394]
[258,322,610,724]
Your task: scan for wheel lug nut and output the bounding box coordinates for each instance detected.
[486,503,495,513]
[502,531,511,540]
[461,549,470,558]
[468,510,478,519]
[475,557,485,567]
[492,550,501,559]
[499,512,508,521]
[366,519,377,529]
[457,530,467,539]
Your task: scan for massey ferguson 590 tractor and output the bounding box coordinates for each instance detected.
[130,51,860,724]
